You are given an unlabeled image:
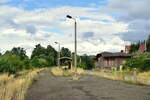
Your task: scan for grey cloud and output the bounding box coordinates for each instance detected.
[5,19,37,34]
[120,19,150,42]
[25,25,36,34]
[107,0,150,21]
[106,0,150,42]
[81,32,106,45]
[82,32,94,39]
[120,31,150,42]
[129,20,150,31]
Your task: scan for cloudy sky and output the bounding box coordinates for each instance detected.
[0,0,149,56]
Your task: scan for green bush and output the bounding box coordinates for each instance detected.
[124,53,150,71]
[30,57,48,67]
[77,63,86,69]
[0,52,24,74]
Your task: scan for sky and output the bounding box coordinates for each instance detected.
[0,0,150,56]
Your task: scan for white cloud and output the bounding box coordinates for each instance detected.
[0,5,129,56]
[104,0,150,42]
[0,0,9,3]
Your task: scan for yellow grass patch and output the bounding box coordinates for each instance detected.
[138,71,150,80]
[50,67,85,77]
[0,68,44,100]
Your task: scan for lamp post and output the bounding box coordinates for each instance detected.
[55,42,60,68]
[66,15,77,77]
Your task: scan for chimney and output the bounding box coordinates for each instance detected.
[121,50,124,53]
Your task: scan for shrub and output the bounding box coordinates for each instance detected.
[0,53,24,74]
[77,63,86,69]
[124,53,150,71]
[30,57,48,68]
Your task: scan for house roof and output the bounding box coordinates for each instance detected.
[139,43,146,52]
[96,52,133,58]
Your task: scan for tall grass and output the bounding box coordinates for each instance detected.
[0,68,43,100]
[50,67,85,76]
[89,70,150,85]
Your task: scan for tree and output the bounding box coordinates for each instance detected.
[11,47,28,60]
[30,57,48,67]
[124,52,150,71]
[31,44,46,59]
[0,52,2,56]
[129,42,140,53]
[0,52,24,74]
[31,44,57,67]
[78,54,95,70]
[46,45,57,66]
[146,35,150,52]
[60,47,71,57]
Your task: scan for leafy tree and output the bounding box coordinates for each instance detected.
[60,47,71,57]
[11,47,28,60]
[124,52,150,71]
[46,45,57,66]
[0,52,24,74]
[30,57,48,67]
[31,44,57,67]
[78,54,95,70]
[146,35,150,52]
[31,44,46,59]
[129,42,140,53]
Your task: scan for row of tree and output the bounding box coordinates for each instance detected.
[0,44,95,74]
[124,52,150,71]
[124,35,150,71]
[129,35,150,53]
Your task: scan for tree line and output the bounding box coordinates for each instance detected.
[124,35,150,71]
[129,35,150,53]
[0,44,95,74]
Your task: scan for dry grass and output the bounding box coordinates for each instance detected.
[138,71,150,80]
[90,70,150,85]
[0,68,44,100]
[50,67,85,77]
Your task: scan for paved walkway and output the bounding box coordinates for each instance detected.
[25,70,150,100]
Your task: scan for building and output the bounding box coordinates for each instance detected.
[139,43,147,52]
[95,52,133,69]
[125,45,131,53]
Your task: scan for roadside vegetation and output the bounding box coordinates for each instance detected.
[91,70,150,85]
[0,68,44,100]
[0,43,95,100]
[124,52,150,71]
[91,51,150,85]
[50,67,85,77]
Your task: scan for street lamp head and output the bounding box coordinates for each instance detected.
[66,15,72,19]
[55,42,58,44]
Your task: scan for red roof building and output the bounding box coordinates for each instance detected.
[139,43,147,52]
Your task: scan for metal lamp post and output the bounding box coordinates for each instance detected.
[66,15,77,77]
[55,42,60,68]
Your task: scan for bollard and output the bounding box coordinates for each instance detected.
[133,68,137,83]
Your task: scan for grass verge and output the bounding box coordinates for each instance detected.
[0,68,44,100]
[89,70,150,86]
[50,67,85,77]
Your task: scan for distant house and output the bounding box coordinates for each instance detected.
[139,43,147,52]
[95,52,133,69]
[125,45,131,53]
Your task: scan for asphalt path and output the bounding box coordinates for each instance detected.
[25,70,150,100]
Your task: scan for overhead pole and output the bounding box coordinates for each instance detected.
[55,42,61,68]
[66,15,77,78]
